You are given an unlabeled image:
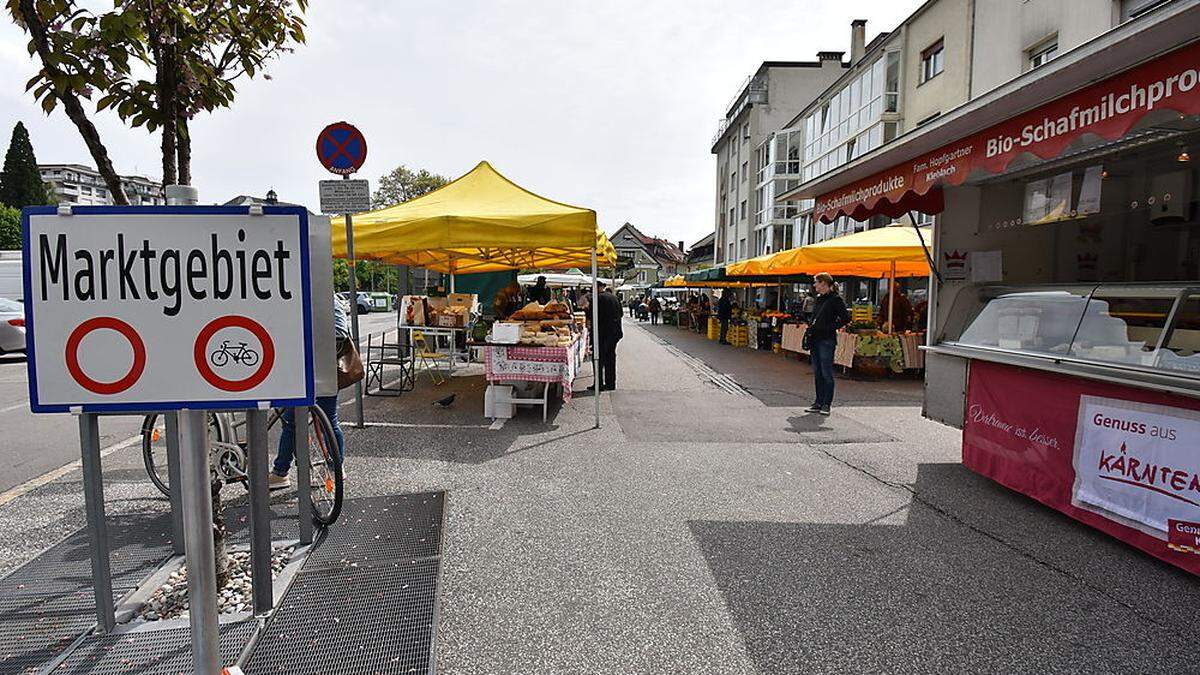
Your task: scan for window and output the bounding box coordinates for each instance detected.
[741,122,750,144]
[729,208,735,228]
[1162,295,1200,373]
[740,200,747,220]
[1028,39,1057,70]
[920,39,944,84]
[741,161,748,183]
[845,138,856,164]
[883,121,899,143]
[884,51,901,111]
[1122,0,1171,20]
[728,242,735,261]
[738,238,746,259]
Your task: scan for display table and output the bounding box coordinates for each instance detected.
[481,336,588,420]
[398,325,472,374]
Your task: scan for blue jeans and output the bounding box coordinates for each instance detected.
[273,395,344,476]
[811,336,837,409]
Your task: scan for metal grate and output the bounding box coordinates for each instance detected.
[0,513,175,675]
[50,620,255,674]
[243,561,438,675]
[243,493,445,674]
[1,513,173,597]
[224,500,301,545]
[303,493,444,571]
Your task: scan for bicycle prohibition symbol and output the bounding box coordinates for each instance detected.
[210,340,260,368]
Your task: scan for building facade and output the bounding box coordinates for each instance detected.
[712,58,847,265]
[39,164,164,206]
[610,223,686,286]
[778,0,1174,247]
[681,232,715,274]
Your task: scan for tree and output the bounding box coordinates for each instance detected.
[372,165,449,209]
[7,0,133,203]
[0,122,50,208]
[7,1,308,197]
[0,206,20,249]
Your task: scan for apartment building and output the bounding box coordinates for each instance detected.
[778,0,1177,246]
[39,164,164,206]
[711,58,846,265]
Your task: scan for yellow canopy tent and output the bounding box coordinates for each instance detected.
[726,225,933,279]
[331,161,616,273]
[330,160,614,427]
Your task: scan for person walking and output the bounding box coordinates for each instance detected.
[596,282,623,391]
[271,296,349,489]
[805,272,850,416]
[648,296,662,325]
[716,291,733,344]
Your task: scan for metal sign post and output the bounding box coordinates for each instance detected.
[164,412,185,556]
[344,188,365,429]
[316,121,368,429]
[246,408,273,614]
[178,409,220,673]
[78,412,115,632]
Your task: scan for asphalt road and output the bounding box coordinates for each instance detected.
[0,310,398,496]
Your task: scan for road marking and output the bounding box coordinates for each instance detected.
[488,418,506,430]
[0,400,28,414]
[0,432,143,508]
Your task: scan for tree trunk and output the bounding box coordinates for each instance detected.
[211,480,230,587]
[176,117,191,186]
[17,0,129,205]
[157,53,178,189]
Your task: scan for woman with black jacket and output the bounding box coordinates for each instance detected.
[805,272,851,415]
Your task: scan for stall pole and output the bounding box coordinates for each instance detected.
[344,174,365,428]
[449,259,456,293]
[178,409,220,674]
[887,260,896,334]
[591,248,601,429]
[245,408,273,614]
[79,413,115,632]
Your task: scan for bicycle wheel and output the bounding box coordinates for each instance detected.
[142,412,226,498]
[305,405,343,526]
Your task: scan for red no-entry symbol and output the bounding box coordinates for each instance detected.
[64,317,147,395]
[194,316,276,392]
[316,122,367,175]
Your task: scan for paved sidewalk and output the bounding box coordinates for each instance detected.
[2,317,1198,673]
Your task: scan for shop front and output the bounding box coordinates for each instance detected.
[788,5,1200,575]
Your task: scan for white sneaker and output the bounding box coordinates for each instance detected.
[268,473,292,490]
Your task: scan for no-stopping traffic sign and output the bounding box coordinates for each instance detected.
[21,205,315,413]
[315,122,367,175]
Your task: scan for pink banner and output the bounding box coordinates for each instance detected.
[964,361,1200,575]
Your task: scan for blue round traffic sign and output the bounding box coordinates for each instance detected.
[316,122,367,175]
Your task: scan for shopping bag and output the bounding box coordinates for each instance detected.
[337,338,364,389]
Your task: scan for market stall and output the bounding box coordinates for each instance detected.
[727,225,932,374]
[332,161,616,424]
[785,5,1200,576]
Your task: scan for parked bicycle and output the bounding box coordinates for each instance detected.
[210,340,260,367]
[140,405,343,526]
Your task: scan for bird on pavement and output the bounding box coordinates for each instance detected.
[432,393,456,407]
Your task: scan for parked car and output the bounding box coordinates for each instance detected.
[0,298,25,355]
[338,291,372,314]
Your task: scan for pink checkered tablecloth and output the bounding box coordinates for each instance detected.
[484,337,587,402]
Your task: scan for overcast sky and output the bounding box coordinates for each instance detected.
[0,1,913,248]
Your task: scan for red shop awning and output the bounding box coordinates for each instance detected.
[813,39,1200,223]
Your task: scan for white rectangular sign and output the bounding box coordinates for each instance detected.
[319,179,370,214]
[1072,395,1200,537]
[22,206,314,413]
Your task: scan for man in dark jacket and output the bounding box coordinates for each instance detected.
[806,272,851,415]
[595,282,624,391]
[716,292,733,345]
[527,276,552,304]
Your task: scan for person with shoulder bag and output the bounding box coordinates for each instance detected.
[270,296,354,490]
[805,272,850,416]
